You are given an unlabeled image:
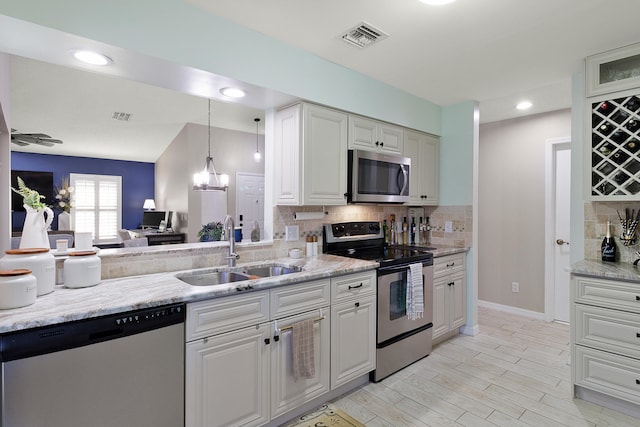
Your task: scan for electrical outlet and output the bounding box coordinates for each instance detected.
[285,225,299,241]
[445,221,453,233]
[512,282,520,293]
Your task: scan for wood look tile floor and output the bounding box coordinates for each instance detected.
[331,306,640,426]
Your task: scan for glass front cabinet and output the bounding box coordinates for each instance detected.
[587,43,640,200]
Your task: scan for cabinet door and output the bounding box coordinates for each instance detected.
[421,134,439,205]
[405,130,439,205]
[275,104,301,205]
[185,324,270,427]
[378,123,403,154]
[432,276,449,340]
[449,273,466,330]
[302,104,348,205]
[331,294,376,388]
[270,309,330,418]
[348,115,378,151]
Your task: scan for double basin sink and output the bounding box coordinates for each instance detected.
[176,264,302,287]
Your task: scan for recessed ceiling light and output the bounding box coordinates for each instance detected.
[72,50,112,66]
[419,0,456,5]
[219,87,246,98]
[516,101,533,110]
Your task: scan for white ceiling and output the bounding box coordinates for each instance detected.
[6,0,640,162]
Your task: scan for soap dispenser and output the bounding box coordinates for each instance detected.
[251,220,260,242]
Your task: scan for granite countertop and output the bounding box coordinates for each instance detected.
[571,259,640,282]
[0,254,378,334]
[426,245,468,258]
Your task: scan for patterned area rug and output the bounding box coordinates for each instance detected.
[282,403,365,427]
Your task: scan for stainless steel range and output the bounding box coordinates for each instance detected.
[323,221,434,382]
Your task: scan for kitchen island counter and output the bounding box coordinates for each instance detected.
[0,255,377,334]
[571,259,640,282]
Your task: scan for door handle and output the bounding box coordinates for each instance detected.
[556,239,570,245]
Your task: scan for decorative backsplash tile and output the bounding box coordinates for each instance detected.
[584,201,640,264]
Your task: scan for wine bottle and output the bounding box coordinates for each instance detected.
[402,217,408,245]
[410,217,416,245]
[601,220,617,262]
[382,220,389,246]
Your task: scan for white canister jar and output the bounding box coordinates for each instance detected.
[0,248,55,296]
[64,251,101,288]
[0,269,37,309]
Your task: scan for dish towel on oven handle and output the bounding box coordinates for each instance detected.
[292,318,316,380]
[407,262,424,320]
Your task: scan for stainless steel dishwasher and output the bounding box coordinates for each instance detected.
[0,303,185,427]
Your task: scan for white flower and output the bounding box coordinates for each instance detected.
[59,201,66,208]
[67,186,74,192]
[56,194,62,200]
[59,189,67,195]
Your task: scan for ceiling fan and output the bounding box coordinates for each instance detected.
[11,128,63,147]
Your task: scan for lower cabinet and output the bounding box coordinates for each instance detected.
[185,323,271,427]
[185,272,376,426]
[572,274,640,410]
[270,309,330,418]
[331,294,376,388]
[432,253,466,342]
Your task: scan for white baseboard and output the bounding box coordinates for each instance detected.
[478,300,545,321]
[459,324,479,336]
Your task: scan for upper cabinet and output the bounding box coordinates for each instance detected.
[275,103,348,206]
[586,42,640,200]
[404,130,439,205]
[348,115,403,154]
[586,43,640,97]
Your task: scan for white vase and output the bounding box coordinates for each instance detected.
[58,211,71,230]
[19,204,54,249]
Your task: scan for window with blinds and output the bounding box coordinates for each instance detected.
[70,174,122,242]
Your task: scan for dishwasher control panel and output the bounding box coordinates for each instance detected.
[0,303,185,362]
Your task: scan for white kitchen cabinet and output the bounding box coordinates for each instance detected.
[432,253,466,343]
[572,274,640,409]
[274,103,348,206]
[270,308,330,418]
[586,42,640,97]
[348,115,403,154]
[185,323,271,427]
[185,279,334,426]
[404,130,439,205]
[330,271,377,388]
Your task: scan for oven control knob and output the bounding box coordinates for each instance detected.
[369,223,380,232]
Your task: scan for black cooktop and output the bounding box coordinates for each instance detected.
[323,221,433,268]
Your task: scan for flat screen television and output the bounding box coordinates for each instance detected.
[141,211,166,229]
[11,170,54,211]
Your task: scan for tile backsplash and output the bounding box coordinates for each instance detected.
[585,201,640,263]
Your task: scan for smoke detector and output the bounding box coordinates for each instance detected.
[341,22,389,48]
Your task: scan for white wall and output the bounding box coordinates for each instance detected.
[0,52,10,252]
[156,122,265,242]
[478,109,571,313]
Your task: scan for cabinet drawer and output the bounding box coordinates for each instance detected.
[186,291,269,341]
[434,253,465,278]
[575,345,640,405]
[575,304,640,359]
[331,271,376,303]
[270,279,330,320]
[574,276,640,314]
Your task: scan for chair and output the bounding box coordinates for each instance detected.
[118,229,132,241]
[123,237,148,248]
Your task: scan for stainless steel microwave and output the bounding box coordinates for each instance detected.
[347,149,410,203]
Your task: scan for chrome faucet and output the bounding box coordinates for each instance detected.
[223,215,239,267]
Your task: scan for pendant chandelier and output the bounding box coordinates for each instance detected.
[193,99,229,191]
[253,118,261,162]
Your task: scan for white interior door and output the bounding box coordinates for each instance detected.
[236,173,264,240]
[553,144,571,322]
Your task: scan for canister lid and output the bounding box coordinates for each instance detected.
[69,251,97,257]
[5,248,50,255]
[0,269,33,276]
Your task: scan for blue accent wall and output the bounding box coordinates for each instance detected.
[11,152,154,231]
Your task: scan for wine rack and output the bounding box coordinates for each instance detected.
[591,94,640,197]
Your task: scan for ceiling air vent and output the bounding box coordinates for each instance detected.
[112,112,132,121]
[341,22,389,49]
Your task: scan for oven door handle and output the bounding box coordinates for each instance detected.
[378,264,409,275]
